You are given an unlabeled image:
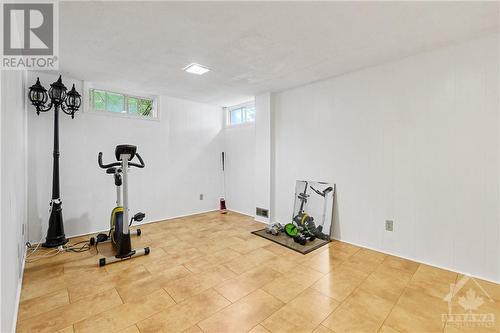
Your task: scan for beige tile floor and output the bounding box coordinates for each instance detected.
[17,211,500,333]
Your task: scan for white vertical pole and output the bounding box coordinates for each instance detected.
[121,155,129,234]
[116,183,122,207]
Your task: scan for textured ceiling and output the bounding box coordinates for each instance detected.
[57,1,499,106]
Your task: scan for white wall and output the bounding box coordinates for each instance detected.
[223,121,256,217]
[222,95,273,219]
[254,93,272,223]
[271,35,500,283]
[1,70,28,332]
[27,72,224,241]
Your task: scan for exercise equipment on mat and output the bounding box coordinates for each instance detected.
[90,144,150,266]
[284,181,315,245]
[266,223,284,236]
[284,181,331,245]
[310,185,334,237]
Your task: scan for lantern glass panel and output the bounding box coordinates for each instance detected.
[49,87,67,102]
[29,89,47,105]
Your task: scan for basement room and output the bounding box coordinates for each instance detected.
[1,1,499,332]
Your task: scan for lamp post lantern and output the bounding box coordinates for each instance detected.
[28,75,81,247]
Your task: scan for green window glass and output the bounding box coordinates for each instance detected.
[90,89,155,118]
[138,99,153,116]
[128,97,139,114]
[92,90,105,111]
[106,92,125,113]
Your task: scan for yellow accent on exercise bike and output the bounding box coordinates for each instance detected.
[300,213,309,225]
[110,207,124,243]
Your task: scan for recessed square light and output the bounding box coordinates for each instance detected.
[183,63,210,75]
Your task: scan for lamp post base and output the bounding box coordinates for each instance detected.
[42,200,68,248]
[42,237,68,248]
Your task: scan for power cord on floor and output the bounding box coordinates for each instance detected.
[25,239,92,263]
[64,240,91,253]
[25,234,46,259]
[25,245,63,263]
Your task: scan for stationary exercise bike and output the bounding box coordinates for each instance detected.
[284,182,332,245]
[284,182,317,245]
[90,144,150,266]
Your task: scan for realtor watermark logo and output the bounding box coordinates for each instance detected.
[1,1,58,69]
[442,276,496,328]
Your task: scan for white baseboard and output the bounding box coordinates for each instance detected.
[331,237,500,285]
[226,208,255,218]
[12,247,27,333]
[270,214,499,284]
[63,209,219,240]
[254,216,269,224]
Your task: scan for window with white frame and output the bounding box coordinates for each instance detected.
[89,88,157,118]
[227,101,255,126]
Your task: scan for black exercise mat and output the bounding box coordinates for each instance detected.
[251,229,330,254]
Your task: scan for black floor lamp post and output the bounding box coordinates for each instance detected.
[28,75,81,248]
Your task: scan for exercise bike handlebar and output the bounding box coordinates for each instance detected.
[98,152,146,169]
[98,152,120,168]
[128,153,145,168]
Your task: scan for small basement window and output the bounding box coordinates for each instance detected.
[89,88,157,119]
[227,101,255,126]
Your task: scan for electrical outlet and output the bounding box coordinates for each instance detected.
[385,220,394,232]
[199,194,204,200]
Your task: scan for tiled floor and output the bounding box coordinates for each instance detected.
[17,211,500,333]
